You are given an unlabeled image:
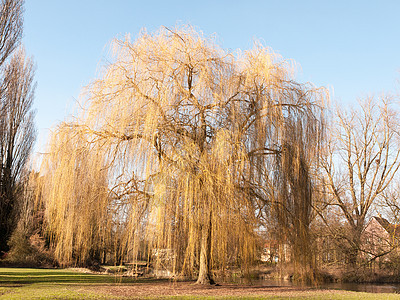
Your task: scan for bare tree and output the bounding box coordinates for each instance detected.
[0,0,31,253]
[39,26,325,283]
[0,0,23,69]
[0,47,36,253]
[320,97,400,266]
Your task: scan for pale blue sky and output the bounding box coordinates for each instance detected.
[23,1,400,152]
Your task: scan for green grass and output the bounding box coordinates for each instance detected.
[158,294,400,300]
[0,284,108,299]
[1,267,400,299]
[0,267,137,284]
[0,267,150,299]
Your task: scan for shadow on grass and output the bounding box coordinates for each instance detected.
[0,267,167,285]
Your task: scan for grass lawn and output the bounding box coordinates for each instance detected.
[1,268,400,299]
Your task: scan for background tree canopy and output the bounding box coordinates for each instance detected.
[39,26,325,284]
[0,0,36,254]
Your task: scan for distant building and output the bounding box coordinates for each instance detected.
[361,216,400,262]
[261,240,291,263]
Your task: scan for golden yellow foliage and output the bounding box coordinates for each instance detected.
[38,26,326,283]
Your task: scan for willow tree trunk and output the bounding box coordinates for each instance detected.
[196,209,214,284]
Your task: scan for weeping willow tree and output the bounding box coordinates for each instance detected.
[39,26,325,284]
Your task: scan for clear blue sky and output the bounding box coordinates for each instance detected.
[23,0,400,152]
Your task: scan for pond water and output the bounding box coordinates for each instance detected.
[319,282,400,294]
[238,279,400,294]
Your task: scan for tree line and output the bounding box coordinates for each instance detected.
[2,0,400,285]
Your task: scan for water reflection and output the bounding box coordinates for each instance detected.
[238,279,400,294]
[320,282,400,294]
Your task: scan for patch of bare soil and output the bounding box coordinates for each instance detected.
[81,281,329,298]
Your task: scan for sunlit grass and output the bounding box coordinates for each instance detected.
[0,283,109,300]
[156,293,400,300]
[0,267,150,299]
